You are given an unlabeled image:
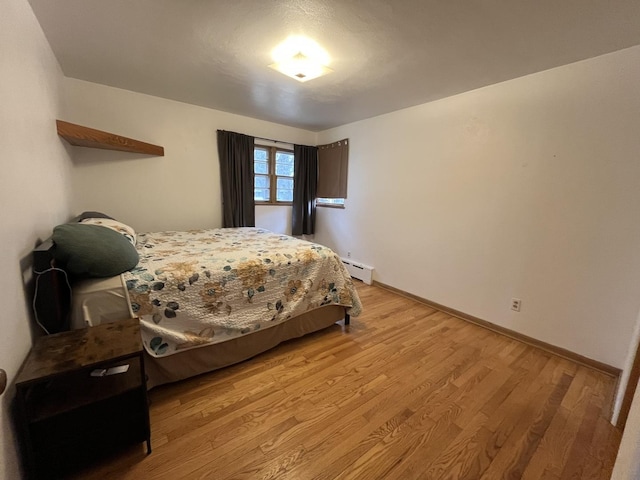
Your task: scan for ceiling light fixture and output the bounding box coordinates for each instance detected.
[269,36,332,83]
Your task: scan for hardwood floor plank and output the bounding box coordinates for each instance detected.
[70,282,620,480]
[423,410,490,479]
[331,408,418,480]
[188,419,302,479]
[521,404,575,480]
[590,415,622,476]
[560,401,605,479]
[500,373,573,479]
[385,408,464,479]
[454,367,515,428]
[479,369,571,477]
[522,365,605,479]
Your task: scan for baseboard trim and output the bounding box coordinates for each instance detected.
[373,280,621,379]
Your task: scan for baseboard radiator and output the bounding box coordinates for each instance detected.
[341,258,374,285]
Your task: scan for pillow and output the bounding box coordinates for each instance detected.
[80,218,136,245]
[52,224,139,277]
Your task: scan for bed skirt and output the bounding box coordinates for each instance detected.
[144,304,347,389]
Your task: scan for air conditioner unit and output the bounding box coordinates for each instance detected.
[341,258,374,285]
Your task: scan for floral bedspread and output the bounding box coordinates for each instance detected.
[122,228,362,357]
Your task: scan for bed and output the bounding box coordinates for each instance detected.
[32,213,362,388]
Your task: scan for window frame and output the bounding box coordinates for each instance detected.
[254,145,295,205]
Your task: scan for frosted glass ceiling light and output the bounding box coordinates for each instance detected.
[269,36,332,82]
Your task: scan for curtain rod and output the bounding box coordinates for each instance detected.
[219,130,292,145]
[255,136,292,144]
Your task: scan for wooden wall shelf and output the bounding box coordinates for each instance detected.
[56,120,164,156]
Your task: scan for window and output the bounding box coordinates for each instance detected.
[316,138,348,208]
[254,146,294,204]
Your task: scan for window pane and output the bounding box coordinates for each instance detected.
[276,177,293,190]
[275,151,294,177]
[254,188,270,201]
[277,189,293,202]
[255,160,268,174]
[276,151,294,164]
[254,148,268,161]
[255,173,270,201]
[255,175,269,188]
[276,177,293,202]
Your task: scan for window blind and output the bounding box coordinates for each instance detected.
[317,138,349,198]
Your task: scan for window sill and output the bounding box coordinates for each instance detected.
[256,202,293,206]
[317,203,345,209]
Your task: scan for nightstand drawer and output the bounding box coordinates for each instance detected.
[22,358,143,422]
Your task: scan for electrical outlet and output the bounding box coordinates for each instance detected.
[511,298,522,312]
[347,251,351,258]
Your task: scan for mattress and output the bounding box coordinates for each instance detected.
[67,227,360,388]
[123,227,361,358]
[70,275,132,330]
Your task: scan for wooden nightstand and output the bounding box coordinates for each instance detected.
[15,318,151,479]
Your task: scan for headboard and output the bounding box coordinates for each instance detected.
[32,211,115,334]
[32,238,71,334]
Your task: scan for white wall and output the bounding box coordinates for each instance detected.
[0,0,73,478]
[64,79,315,234]
[315,45,640,370]
[256,205,293,234]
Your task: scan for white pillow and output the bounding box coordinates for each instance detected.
[80,218,136,245]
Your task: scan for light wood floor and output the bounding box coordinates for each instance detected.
[72,282,621,480]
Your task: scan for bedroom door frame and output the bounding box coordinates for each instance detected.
[618,335,640,430]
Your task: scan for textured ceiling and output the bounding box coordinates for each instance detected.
[28,0,640,131]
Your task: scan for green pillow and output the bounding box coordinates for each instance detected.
[52,224,139,277]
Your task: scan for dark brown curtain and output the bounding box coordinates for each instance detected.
[292,144,318,235]
[317,139,349,198]
[216,130,255,227]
